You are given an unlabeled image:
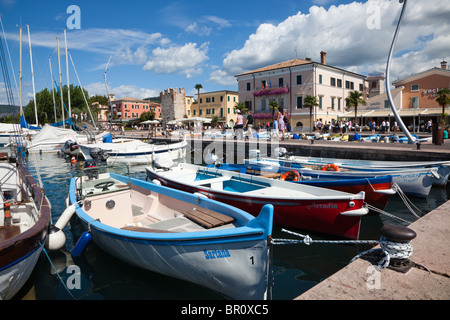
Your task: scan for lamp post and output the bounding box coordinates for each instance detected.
[385,0,416,144]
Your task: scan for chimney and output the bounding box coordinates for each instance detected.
[441,60,447,70]
[320,51,327,65]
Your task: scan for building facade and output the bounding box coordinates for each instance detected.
[357,61,450,131]
[111,96,160,120]
[235,52,367,130]
[197,90,239,127]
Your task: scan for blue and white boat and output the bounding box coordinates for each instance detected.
[269,154,450,188]
[66,164,273,300]
[245,157,438,198]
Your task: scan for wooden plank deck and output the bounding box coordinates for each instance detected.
[182,208,235,229]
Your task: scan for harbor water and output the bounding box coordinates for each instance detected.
[10,149,450,300]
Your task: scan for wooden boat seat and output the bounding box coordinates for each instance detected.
[182,208,235,229]
[0,225,21,242]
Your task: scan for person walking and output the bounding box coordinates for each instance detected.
[235,109,244,140]
[245,110,254,138]
[277,107,286,140]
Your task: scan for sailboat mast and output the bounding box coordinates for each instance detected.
[64,29,71,119]
[57,36,65,125]
[49,56,57,122]
[19,27,22,116]
[26,25,38,126]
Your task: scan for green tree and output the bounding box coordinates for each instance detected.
[345,91,366,130]
[211,115,219,128]
[195,84,203,105]
[90,95,109,106]
[24,85,91,125]
[304,95,319,131]
[436,88,450,123]
[139,111,156,121]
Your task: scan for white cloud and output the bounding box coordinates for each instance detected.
[84,82,160,100]
[185,22,212,36]
[208,69,236,86]
[143,42,209,78]
[211,0,450,85]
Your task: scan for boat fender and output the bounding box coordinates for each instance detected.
[71,231,92,258]
[280,170,301,181]
[152,179,161,185]
[46,204,77,251]
[321,164,340,172]
[71,156,77,164]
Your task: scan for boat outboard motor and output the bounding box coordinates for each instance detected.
[90,147,108,162]
[60,139,77,156]
[83,159,98,180]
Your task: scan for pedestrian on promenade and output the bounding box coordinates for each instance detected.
[245,110,254,138]
[235,109,244,140]
[277,107,286,140]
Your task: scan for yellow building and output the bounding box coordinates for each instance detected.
[197,90,239,127]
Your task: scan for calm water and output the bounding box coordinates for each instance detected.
[9,149,449,300]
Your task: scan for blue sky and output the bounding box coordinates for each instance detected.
[0,0,449,105]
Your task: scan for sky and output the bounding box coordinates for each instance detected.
[0,0,449,106]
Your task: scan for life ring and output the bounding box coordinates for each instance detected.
[280,170,301,181]
[321,164,340,171]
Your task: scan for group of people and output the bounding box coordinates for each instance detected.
[235,107,289,140]
[71,112,89,122]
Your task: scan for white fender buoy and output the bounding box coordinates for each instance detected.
[46,203,77,251]
[152,179,161,185]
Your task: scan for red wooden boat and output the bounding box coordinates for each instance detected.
[146,163,369,239]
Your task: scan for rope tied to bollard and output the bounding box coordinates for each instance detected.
[272,226,416,270]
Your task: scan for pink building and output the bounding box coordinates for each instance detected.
[235,52,367,131]
[111,96,161,120]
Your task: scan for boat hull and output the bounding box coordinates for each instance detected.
[76,221,269,300]
[106,141,187,165]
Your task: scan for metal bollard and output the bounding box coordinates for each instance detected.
[380,224,417,273]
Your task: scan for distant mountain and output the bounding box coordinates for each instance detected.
[0,104,19,115]
[144,97,160,103]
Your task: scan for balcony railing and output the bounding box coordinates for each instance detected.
[253,85,290,97]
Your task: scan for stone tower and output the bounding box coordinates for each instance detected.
[160,88,186,126]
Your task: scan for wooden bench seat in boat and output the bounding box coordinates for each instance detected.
[182,208,235,229]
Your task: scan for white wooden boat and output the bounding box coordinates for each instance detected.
[146,163,369,240]
[66,164,273,300]
[246,157,438,198]
[78,139,188,165]
[0,152,51,299]
[276,155,450,187]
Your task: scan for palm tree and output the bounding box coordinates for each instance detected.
[345,91,366,131]
[234,102,247,113]
[195,84,203,104]
[436,88,450,123]
[304,95,319,131]
[269,100,278,121]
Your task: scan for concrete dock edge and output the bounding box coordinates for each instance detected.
[295,200,450,300]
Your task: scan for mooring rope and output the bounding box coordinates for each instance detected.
[272,229,414,270]
[38,242,77,300]
[392,183,425,219]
